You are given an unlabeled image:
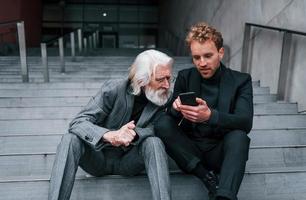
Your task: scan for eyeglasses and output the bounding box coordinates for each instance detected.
[155,76,175,84]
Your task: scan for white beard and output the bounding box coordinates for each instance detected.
[144,86,170,106]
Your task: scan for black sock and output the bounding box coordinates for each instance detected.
[192,163,210,179]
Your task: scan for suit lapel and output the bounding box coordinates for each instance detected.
[218,65,234,112]
[137,101,159,127]
[189,69,202,98]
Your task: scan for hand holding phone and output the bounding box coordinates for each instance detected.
[179,92,197,106]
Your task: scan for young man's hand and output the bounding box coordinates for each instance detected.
[178,98,212,123]
[172,97,182,112]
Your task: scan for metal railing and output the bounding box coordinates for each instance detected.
[0,20,28,82]
[241,22,306,101]
[40,29,100,82]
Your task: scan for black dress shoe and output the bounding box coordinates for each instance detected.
[201,171,219,196]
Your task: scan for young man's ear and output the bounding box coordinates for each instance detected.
[218,47,225,60]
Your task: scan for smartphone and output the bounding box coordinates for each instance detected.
[179,92,197,106]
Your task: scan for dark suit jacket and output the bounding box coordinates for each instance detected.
[170,63,253,137]
[68,79,164,151]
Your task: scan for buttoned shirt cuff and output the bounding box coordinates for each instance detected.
[95,131,112,151]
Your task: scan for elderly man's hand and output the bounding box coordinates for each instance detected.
[103,121,136,147]
[179,98,212,123]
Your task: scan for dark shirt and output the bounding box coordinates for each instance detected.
[130,91,148,124]
[194,66,222,138]
[129,91,148,142]
[200,67,221,108]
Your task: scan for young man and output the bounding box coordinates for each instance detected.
[155,22,253,200]
[49,50,173,200]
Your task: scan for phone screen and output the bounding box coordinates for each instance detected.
[179,92,197,106]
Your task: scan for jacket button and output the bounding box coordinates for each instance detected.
[85,135,90,140]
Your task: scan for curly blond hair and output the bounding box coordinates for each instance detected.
[185,22,223,50]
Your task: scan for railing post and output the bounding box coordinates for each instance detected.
[58,37,65,73]
[41,43,49,82]
[91,34,94,48]
[93,33,97,48]
[277,32,293,101]
[83,37,87,54]
[70,32,76,61]
[241,23,251,73]
[17,21,29,82]
[77,29,82,53]
[89,35,93,49]
[96,30,99,47]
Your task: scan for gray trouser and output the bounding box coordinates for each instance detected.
[48,133,171,200]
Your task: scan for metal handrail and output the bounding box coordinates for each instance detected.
[0,20,22,27]
[40,28,99,82]
[246,22,306,36]
[43,28,80,46]
[40,29,80,78]
[241,22,306,101]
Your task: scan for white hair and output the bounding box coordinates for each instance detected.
[128,49,173,95]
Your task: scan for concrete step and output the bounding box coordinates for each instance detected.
[0,81,261,90]
[0,67,131,73]
[0,62,191,68]
[0,62,192,68]
[0,119,70,135]
[0,66,190,72]
[0,56,192,63]
[0,103,298,120]
[2,114,305,135]
[0,107,80,120]
[250,129,306,146]
[0,94,276,107]
[0,66,191,75]
[253,102,298,114]
[1,145,306,177]
[0,97,90,108]
[0,77,124,83]
[0,88,99,98]
[253,114,306,129]
[0,134,61,154]
[0,82,103,89]
[0,174,207,200]
[0,87,270,98]
[253,94,277,103]
[0,74,131,80]
[0,171,306,200]
[1,128,305,154]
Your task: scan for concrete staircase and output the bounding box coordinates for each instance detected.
[0,54,306,200]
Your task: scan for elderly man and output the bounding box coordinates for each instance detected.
[49,50,173,200]
[155,22,253,200]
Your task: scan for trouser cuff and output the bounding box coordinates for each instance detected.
[217,189,237,200]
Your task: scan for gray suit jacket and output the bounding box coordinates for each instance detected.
[68,79,163,151]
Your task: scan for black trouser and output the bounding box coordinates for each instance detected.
[155,113,250,200]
